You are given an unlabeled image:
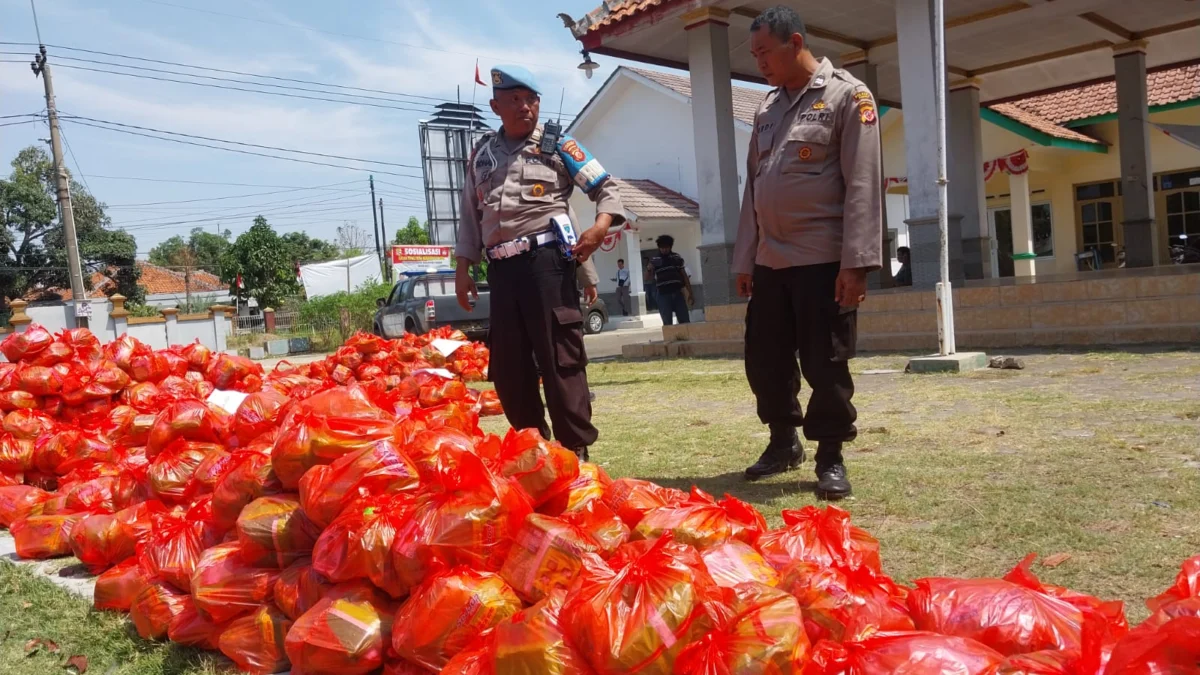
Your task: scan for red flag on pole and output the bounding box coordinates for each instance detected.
[474,60,486,87]
[236,273,245,290]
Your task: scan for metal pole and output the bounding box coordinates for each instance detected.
[32,45,88,328]
[932,0,955,355]
[368,175,383,274]
[378,198,390,282]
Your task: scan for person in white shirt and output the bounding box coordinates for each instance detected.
[613,258,631,316]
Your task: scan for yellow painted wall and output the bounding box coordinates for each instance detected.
[881,104,1200,276]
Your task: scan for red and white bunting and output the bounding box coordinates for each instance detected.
[886,148,1031,188]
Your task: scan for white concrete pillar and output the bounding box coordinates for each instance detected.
[1010,170,1036,277]
[949,79,990,279]
[684,7,742,306]
[1113,41,1156,267]
[210,306,229,353]
[162,308,180,346]
[895,0,964,287]
[625,226,647,315]
[110,294,129,337]
[845,56,895,289]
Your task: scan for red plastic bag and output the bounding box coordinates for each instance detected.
[130,579,191,640]
[562,537,724,675]
[1,324,54,362]
[236,495,322,569]
[18,365,65,396]
[702,540,780,589]
[442,590,594,675]
[984,650,1078,675]
[157,374,197,400]
[1147,555,1200,614]
[57,328,103,363]
[206,353,264,392]
[36,427,115,475]
[0,435,35,473]
[298,439,420,528]
[391,567,523,672]
[129,350,170,383]
[167,596,223,649]
[145,398,231,459]
[271,385,397,489]
[635,488,767,550]
[103,334,146,373]
[311,492,417,598]
[285,581,398,675]
[219,604,294,675]
[541,461,612,517]
[500,513,602,604]
[69,512,138,573]
[779,560,914,644]
[493,428,580,508]
[147,440,218,504]
[64,475,139,514]
[756,506,883,573]
[275,559,334,621]
[604,477,687,528]
[232,389,292,446]
[0,484,53,526]
[0,390,41,412]
[3,409,56,439]
[191,542,282,624]
[1103,616,1200,675]
[61,360,131,405]
[139,502,223,592]
[212,446,285,531]
[562,499,631,556]
[675,582,811,675]
[802,632,1004,675]
[478,389,502,416]
[94,558,151,612]
[185,445,233,499]
[11,513,83,558]
[180,341,213,372]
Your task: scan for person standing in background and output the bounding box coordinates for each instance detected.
[646,235,693,326]
[613,258,631,316]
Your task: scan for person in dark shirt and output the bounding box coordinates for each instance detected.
[893,246,912,286]
[646,235,693,326]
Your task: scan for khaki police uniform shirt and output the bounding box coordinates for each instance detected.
[732,58,883,276]
[457,125,625,286]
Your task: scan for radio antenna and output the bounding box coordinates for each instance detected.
[556,87,566,124]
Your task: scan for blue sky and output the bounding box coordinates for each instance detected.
[0,0,634,255]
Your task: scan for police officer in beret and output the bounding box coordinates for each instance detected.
[735,7,883,499]
[456,65,624,460]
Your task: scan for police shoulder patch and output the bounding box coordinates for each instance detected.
[858,100,877,126]
[853,90,873,101]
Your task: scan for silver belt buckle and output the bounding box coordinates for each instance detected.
[503,241,518,258]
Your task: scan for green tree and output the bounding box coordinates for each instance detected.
[280,231,340,265]
[149,228,230,273]
[393,216,430,245]
[220,216,300,309]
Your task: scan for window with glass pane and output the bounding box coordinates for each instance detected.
[1165,188,1200,248]
[1079,199,1116,263]
[1032,204,1053,257]
[1075,182,1115,201]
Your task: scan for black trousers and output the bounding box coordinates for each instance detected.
[487,246,597,449]
[744,263,858,455]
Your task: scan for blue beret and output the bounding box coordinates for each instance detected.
[490,65,541,95]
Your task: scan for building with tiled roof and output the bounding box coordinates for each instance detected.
[567,63,1200,314]
[26,261,233,308]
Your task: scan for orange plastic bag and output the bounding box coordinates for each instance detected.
[94,558,151,612]
[493,428,580,508]
[0,484,53,526]
[1147,555,1200,614]
[69,512,138,573]
[271,385,397,489]
[131,579,191,640]
[145,398,231,459]
[57,328,103,362]
[312,493,417,598]
[191,542,283,624]
[0,390,40,412]
[702,540,780,589]
[674,582,811,675]
[237,495,322,569]
[500,513,602,604]
[1,324,54,362]
[778,560,913,644]
[147,440,218,504]
[984,650,1078,675]
[285,581,397,675]
[232,389,292,446]
[18,364,65,396]
[635,488,767,550]
[298,439,420,528]
[562,537,724,675]
[212,445,285,531]
[1103,616,1200,675]
[185,445,233,500]
[206,353,265,392]
[3,409,56,439]
[167,596,223,649]
[138,502,223,592]
[11,514,82,558]
[478,389,502,416]
[36,427,115,475]
[61,359,131,405]
[755,506,883,573]
[442,590,595,675]
[181,341,213,372]
[801,632,1005,675]
[219,604,294,675]
[63,474,139,514]
[562,499,631,556]
[275,559,334,621]
[391,567,523,672]
[541,462,612,517]
[604,477,687,528]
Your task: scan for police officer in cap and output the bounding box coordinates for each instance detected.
[456,65,624,460]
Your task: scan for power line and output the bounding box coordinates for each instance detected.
[114,204,383,232]
[105,180,360,207]
[58,125,91,194]
[0,120,39,128]
[112,194,368,226]
[84,175,381,189]
[60,113,422,170]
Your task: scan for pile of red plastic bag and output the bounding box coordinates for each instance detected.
[0,325,1197,675]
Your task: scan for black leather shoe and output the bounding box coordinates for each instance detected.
[815,463,852,500]
[745,426,805,481]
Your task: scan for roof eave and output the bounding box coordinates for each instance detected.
[981,108,1108,154]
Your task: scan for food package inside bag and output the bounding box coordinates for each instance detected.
[0,434,36,474]
[561,536,723,675]
[17,364,65,396]
[756,505,883,573]
[130,579,191,640]
[63,474,139,514]
[0,484,53,526]
[987,649,1079,675]
[675,582,811,675]
[561,498,630,557]
[493,590,595,675]
[493,427,580,508]
[69,511,138,573]
[145,398,231,459]
[702,540,780,589]
[167,595,223,649]
[634,488,766,550]
[275,558,335,621]
[11,513,83,558]
[191,541,282,624]
[391,567,523,672]
[800,632,1004,675]
[1102,616,1200,675]
[298,439,420,528]
[3,409,56,440]
[779,560,913,644]
[236,495,322,569]
[138,501,223,592]
[603,477,686,528]
[185,445,233,500]
[270,385,397,489]
[146,440,218,504]
[499,513,600,604]
[311,493,416,598]
[218,604,294,675]
[205,352,264,392]
[539,461,611,517]
[1,323,54,362]
[211,444,284,531]
[93,557,151,612]
[232,389,292,446]
[284,581,398,675]
[401,427,476,480]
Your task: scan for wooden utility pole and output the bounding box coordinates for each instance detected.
[31,45,88,328]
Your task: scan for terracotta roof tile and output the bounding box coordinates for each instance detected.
[1001,64,1200,125]
[611,178,698,219]
[629,67,767,126]
[22,262,228,303]
[584,0,676,33]
[988,103,1105,145]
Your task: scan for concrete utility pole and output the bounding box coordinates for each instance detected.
[378,198,389,282]
[31,45,89,328]
[369,175,383,277]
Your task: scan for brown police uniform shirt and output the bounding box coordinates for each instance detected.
[457,125,624,286]
[732,58,883,276]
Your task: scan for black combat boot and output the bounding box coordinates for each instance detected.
[815,441,852,500]
[744,425,805,481]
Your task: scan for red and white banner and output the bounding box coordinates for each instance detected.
[390,245,452,271]
[886,149,1030,187]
